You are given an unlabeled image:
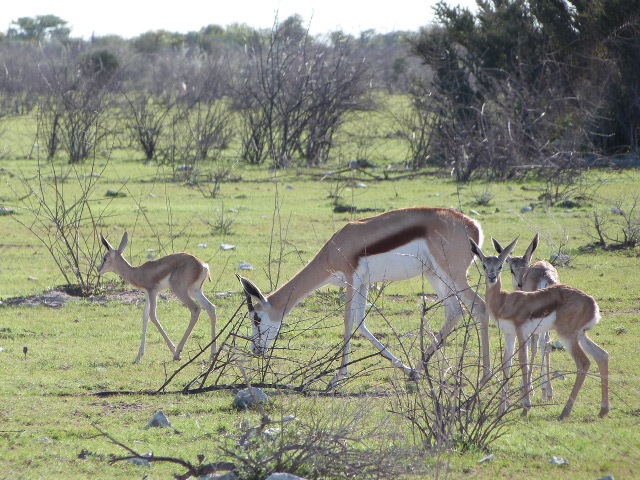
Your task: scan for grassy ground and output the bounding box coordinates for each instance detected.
[1,150,639,478]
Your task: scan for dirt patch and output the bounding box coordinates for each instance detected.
[1,287,144,308]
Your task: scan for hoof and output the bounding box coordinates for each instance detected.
[329,372,347,388]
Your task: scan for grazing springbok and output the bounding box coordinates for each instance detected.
[237,207,490,383]
[470,237,608,419]
[493,234,559,400]
[98,232,217,364]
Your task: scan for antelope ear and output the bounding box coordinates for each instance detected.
[497,237,519,264]
[492,237,505,254]
[100,234,113,251]
[523,233,539,264]
[236,274,268,305]
[469,238,485,260]
[117,232,128,254]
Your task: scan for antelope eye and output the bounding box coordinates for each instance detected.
[252,313,261,327]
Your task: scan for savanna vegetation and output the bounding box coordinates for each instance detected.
[0,2,639,479]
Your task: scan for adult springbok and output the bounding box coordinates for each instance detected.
[98,232,217,364]
[237,207,490,383]
[493,234,559,400]
[469,237,608,419]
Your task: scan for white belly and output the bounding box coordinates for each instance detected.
[495,312,556,338]
[356,239,431,284]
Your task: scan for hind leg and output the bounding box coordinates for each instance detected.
[172,286,202,361]
[558,334,591,420]
[580,332,609,417]
[192,287,217,359]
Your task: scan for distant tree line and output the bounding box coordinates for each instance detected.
[0,2,639,180]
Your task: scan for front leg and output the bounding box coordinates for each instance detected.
[147,291,177,359]
[517,332,532,416]
[135,295,151,364]
[331,284,357,387]
[499,332,516,414]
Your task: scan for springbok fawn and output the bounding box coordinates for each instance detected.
[470,237,608,419]
[493,234,559,399]
[99,232,217,363]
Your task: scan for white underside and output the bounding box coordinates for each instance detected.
[328,239,434,287]
[496,312,556,339]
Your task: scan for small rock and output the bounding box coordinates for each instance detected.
[614,326,626,335]
[105,189,127,198]
[27,276,38,281]
[552,340,565,351]
[145,411,173,429]
[286,185,293,189]
[265,474,308,480]
[520,206,533,213]
[220,243,236,250]
[236,261,253,270]
[469,210,480,215]
[596,475,615,480]
[233,387,269,409]
[200,472,239,480]
[197,243,208,248]
[548,456,569,466]
[478,454,494,463]
[0,207,15,215]
[556,199,580,208]
[356,182,367,188]
[127,452,152,467]
[610,207,623,215]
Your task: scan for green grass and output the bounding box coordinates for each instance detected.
[1,132,640,478]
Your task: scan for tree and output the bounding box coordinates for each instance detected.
[8,15,70,43]
[233,16,371,168]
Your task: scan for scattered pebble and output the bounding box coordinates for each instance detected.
[220,243,236,250]
[145,411,174,429]
[233,387,270,409]
[478,454,494,463]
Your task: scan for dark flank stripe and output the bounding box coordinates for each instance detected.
[356,225,427,258]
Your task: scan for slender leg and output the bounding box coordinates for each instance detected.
[500,332,516,414]
[517,332,532,416]
[559,335,591,420]
[580,332,609,418]
[333,282,356,383]
[173,293,201,361]
[353,282,415,376]
[540,331,553,399]
[192,288,217,359]
[459,286,491,382]
[134,294,152,364]
[147,290,177,358]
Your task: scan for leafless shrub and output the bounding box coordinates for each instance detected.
[389,296,519,453]
[585,195,640,249]
[124,91,175,162]
[4,158,114,295]
[220,401,421,480]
